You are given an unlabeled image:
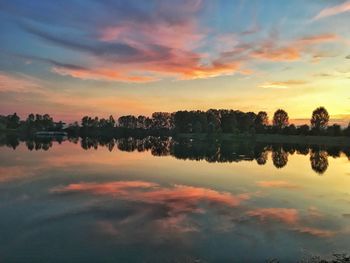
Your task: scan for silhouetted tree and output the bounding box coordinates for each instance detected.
[273,109,289,129]
[311,106,329,131]
[6,113,20,129]
[256,111,268,125]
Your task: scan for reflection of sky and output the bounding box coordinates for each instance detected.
[0,1,350,124]
[0,143,350,262]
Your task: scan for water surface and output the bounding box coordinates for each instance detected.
[0,137,350,262]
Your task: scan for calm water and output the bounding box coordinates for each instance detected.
[1,137,350,262]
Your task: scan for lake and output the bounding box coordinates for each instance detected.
[0,136,350,262]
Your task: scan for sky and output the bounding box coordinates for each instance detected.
[0,0,349,124]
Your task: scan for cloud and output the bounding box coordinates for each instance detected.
[256,180,301,189]
[22,25,143,61]
[22,22,244,82]
[346,55,350,59]
[259,80,308,89]
[297,34,338,44]
[313,1,350,20]
[215,33,339,65]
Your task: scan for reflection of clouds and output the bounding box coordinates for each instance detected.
[0,166,36,183]
[50,181,252,241]
[52,181,251,211]
[50,180,340,241]
[292,226,336,238]
[307,206,323,219]
[52,181,157,195]
[247,208,299,225]
[256,180,301,189]
[247,207,338,238]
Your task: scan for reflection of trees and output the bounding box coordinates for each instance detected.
[2,135,350,173]
[327,147,341,158]
[81,137,99,150]
[272,146,288,169]
[254,144,269,165]
[310,150,329,175]
[344,148,350,161]
[256,151,268,165]
[24,138,53,151]
[295,145,309,155]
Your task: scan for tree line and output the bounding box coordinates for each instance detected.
[1,107,350,136]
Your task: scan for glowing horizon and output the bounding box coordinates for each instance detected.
[0,0,349,124]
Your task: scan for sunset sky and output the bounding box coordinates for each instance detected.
[0,0,349,124]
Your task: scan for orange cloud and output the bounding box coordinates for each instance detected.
[250,33,338,62]
[251,46,300,61]
[256,180,301,189]
[52,67,158,83]
[51,56,243,82]
[247,208,299,225]
[313,1,350,20]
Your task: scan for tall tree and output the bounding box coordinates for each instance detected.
[311,106,329,130]
[273,109,289,129]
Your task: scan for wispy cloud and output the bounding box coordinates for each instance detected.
[313,1,350,20]
[0,72,44,94]
[259,80,308,89]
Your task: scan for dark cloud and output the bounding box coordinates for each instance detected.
[21,24,141,60]
[346,55,350,59]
